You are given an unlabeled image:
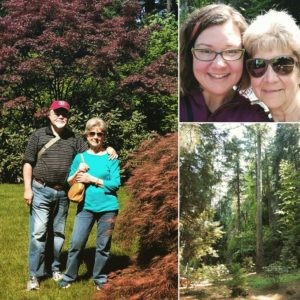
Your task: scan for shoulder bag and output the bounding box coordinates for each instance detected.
[68,154,86,203]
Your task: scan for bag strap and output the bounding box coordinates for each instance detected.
[80,153,85,163]
[68,153,86,187]
[37,136,60,159]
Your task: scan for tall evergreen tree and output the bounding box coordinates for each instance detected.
[180,124,223,268]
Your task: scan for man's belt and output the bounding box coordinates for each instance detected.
[34,178,66,191]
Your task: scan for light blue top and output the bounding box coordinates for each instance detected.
[68,151,120,212]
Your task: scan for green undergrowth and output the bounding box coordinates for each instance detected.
[247,269,300,289]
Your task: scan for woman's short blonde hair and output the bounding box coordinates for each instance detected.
[243,10,300,61]
[84,117,107,136]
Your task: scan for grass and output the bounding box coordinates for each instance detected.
[0,184,135,300]
[247,269,300,289]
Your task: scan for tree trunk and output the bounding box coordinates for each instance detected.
[265,157,273,227]
[237,159,241,233]
[256,127,263,272]
[167,0,172,12]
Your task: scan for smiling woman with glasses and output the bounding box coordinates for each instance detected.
[244,10,300,122]
[180,4,270,122]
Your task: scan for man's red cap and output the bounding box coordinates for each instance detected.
[50,100,70,111]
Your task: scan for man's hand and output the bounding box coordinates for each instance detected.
[24,189,33,206]
[106,146,118,160]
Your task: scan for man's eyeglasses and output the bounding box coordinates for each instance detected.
[88,131,104,138]
[246,56,296,78]
[191,48,245,61]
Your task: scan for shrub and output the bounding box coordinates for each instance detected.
[263,262,288,288]
[279,243,298,271]
[242,256,255,272]
[95,133,178,299]
[226,263,248,297]
[201,264,230,284]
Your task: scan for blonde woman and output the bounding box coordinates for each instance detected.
[244,10,300,121]
[59,117,120,290]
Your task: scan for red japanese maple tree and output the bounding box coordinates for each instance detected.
[96,133,178,299]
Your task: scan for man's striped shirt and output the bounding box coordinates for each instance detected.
[23,126,87,184]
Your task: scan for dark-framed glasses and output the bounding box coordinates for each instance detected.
[191,48,245,61]
[88,131,104,138]
[53,109,69,118]
[246,56,296,78]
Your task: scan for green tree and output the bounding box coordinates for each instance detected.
[276,160,300,243]
[180,124,223,269]
[180,0,300,25]
[256,125,263,272]
[223,136,244,234]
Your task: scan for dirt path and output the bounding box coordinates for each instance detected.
[180,280,300,300]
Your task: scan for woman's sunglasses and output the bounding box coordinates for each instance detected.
[246,56,296,78]
[88,131,104,137]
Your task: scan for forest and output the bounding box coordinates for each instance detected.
[180,123,300,299]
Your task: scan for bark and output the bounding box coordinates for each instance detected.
[256,127,263,272]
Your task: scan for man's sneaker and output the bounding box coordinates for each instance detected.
[58,279,71,289]
[52,271,63,282]
[27,276,39,291]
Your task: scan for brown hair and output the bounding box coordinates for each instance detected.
[180,4,249,96]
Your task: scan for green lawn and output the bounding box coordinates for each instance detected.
[0,184,134,300]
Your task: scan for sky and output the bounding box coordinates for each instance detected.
[211,123,277,207]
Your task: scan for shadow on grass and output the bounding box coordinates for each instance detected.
[60,247,131,280]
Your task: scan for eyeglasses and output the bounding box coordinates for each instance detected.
[246,56,296,78]
[88,131,104,138]
[53,109,69,118]
[191,48,245,61]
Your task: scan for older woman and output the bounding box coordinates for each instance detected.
[180,4,270,122]
[58,117,120,290]
[243,10,300,122]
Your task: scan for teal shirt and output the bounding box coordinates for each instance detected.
[69,151,120,212]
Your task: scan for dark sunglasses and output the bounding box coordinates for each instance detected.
[246,56,296,78]
[88,131,104,138]
[53,109,69,118]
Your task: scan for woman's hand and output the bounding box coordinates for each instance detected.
[78,162,89,172]
[76,172,103,186]
[76,172,96,184]
[75,172,90,183]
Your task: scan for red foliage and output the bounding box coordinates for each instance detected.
[95,133,178,299]
[94,253,178,300]
[2,96,32,109]
[0,0,150,105]
[121,52,178,95]
[123,133,178,259]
